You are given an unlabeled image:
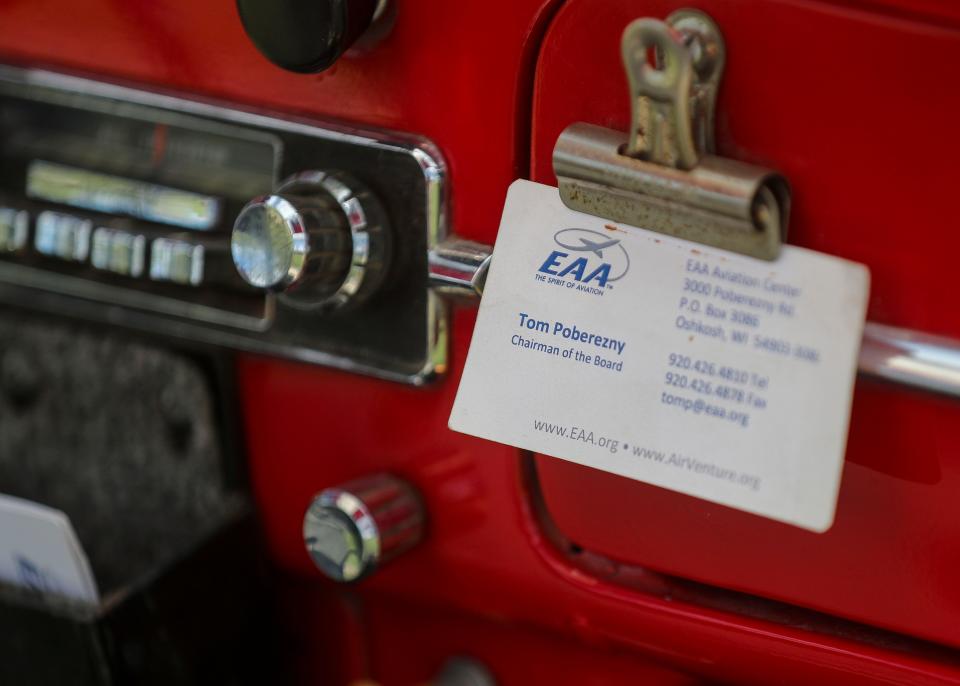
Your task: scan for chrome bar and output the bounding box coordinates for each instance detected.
[859,322,960,399]
[428,237,492,299]
[435,235,960,400]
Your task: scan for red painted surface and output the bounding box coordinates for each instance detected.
[275,581,705,684]
[1,0,959,683]
[530,0,960,651]
[360,593,702,685]
[236,346,960,684]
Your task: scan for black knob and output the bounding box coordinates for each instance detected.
[236,0,382,73]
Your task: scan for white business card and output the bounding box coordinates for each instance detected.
[0,494,99,605]
[450,180,869,531]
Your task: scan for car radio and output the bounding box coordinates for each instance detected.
[0,66,481,384]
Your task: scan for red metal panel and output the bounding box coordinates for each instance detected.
[529,0,960,649]
[360,594,702,685]
[273,582,705,685]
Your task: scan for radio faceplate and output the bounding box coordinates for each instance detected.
[0,66,448,384]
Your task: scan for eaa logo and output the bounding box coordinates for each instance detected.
[538,228,630,288]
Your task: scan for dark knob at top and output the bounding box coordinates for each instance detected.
[236,0,381,73]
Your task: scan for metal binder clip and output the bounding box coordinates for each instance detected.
[553,9,790,261]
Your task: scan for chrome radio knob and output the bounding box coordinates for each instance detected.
[303,474,424,582]
[231,171,390,309]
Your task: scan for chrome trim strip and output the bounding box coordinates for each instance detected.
[9,66,421,156]
[859,322,960,399]
[410,144,451,384]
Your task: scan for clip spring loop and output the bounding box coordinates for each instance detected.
[622,11,724,169]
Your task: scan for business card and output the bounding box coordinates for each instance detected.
[0,494,99,605]
[450,180,869,531]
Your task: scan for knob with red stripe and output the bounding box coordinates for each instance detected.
[302,474,424,582]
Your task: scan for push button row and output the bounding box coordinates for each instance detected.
[0,207,206,286]
[149,237,205,286]
[0,208,29,251]
[36,211,91,261]
[91,227,146,278]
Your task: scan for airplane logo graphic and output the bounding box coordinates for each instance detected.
[570,236,621,257]
[550,228,631,282]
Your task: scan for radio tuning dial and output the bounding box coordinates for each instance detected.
[231,171,390,309]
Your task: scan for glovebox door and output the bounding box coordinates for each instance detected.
[529,0,960,648]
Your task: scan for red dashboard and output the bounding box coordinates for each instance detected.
[0,1,958,684]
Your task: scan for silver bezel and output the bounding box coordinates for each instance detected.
[0,65,450,386]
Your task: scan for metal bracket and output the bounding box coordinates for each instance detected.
[623,10,723,168]
[428,237,492,300]
[554,9,789,261]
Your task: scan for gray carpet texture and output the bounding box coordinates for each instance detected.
[0,313,245,595]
